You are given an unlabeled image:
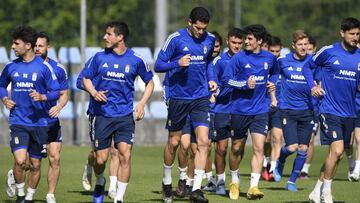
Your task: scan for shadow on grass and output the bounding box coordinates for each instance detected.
[4,200,46,203]
[67,190,94,196]
[265,186,305,191]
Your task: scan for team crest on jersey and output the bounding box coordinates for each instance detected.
[32,72,37,81]
[125,64,130,73]
[114,64,119,69]
[264,62,268,70]
[332,131,337,138]
[14,137,19,144]
[203,46,207,54]
[358,62,360,71]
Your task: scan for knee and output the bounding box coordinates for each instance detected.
[287,144,298,152]
[180,140,190,151]
[49,154,61,168]
[168,137,180,149]
[298,145,308,152]
[30,161,41,171]
[110,149,119,158]
[96,155,107,166]
[119,152,131,166]
[15,159,27,170]
[216,145,227,157]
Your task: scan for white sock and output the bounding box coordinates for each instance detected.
[178,167,187,180]
[109,176,117,191]
[230,169,239,184]
[192,169,204,191]
[186,177,194,186]
[25,187,36,200]
[115,181,128,202]
[16,182,25,196]
[205,171,213,181]
[162,164,173,185]
[301,163,311,173]
[46,193,55,199]
[262,156,268,167]
[250,173,260,188]
[354,160,360,173]
[269,161,277,172]
[322,179,332,194]
[313,179,323,194]
[95,173,105,185]
[217,172,225,184]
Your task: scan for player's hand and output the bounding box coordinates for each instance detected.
[247,75,256,89]
[2,97,16,110]
[311,85,325,97]
[209,93,216,103]
[134,102,145,121]
[208,80,217,92]
[49,104,62,118]
[29,90,46,101]
[178,54,191,67]
[92,90,108,102]
[267,82,276,92]
[270,99,278,108]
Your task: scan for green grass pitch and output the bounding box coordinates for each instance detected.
[0,146,359,202]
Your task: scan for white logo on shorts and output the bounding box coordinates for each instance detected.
[283,118,287,125]
[168,120,172,127]
[332,131,337,138]
[14,137,19,144]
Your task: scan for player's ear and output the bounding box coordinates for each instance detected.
[187,19,192,27]
[340,30,345,38]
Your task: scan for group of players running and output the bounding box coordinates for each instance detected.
[1,6,360,203]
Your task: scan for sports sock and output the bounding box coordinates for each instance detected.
[250,173,260,188]
[192,169,204,191]
[322,179,332,194]
[301,163,311,174]
[115,181,128,202]
[279,146,295,165]
[178,167,187,181]
[25,187,36,201]
[217,172,225,184]
[162,164,173,185]
[269,161,277,172]
[16,182,25,196]
[109,176,117,191]
[313,179,323,194]
[95,173,105,185]
[289,150,307,183]
[230,169,239,184]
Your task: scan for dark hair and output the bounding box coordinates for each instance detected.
[106,21,130,42]
[36,31,50,44]
[189,7,210,24]
[228,28,246,40]
[269,36,282,47]
[341,17,360,31]
[262,32,272,45]
[11,26,37,48]
[243,24,268,41]
[308,35,316,46]
[212,31,222,46]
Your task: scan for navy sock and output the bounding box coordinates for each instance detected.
[289,150,307,183]
[278,146,295,165]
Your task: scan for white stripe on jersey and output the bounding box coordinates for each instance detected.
[212,56,222,65]
[43,61,57,80]
[228,79,247,88]
[56,62,68,79]
[207,32,215,38]
[134,53,150,72]
[313,45,333,61]
[162,32,180,51]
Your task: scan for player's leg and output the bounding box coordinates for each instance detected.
[83,150,95,191]
[26,156,42,201]
[108,139,119,199]
[186,142,197,195]
[203,114,216,192]
[349,127,360,181]
[269,108,283,178]
[214,138,228,195]
[262,133,272,180]
[300,134,315,179]
[228,137,246,200]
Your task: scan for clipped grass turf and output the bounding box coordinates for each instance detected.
[0,146,359,202]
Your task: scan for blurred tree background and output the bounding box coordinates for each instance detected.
[0,0,359,51]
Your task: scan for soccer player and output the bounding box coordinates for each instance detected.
[0,26,60,203]
[154,7,216,203]
[211,28,245,199]
[82,21,154,203]
[299,35,318,179]
[223,24,279,200]
[272,30,314,192]
[304,17,360,203]
[266,36,283,180]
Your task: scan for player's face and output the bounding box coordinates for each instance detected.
[269,45,281,58]
[212,40,221,57]
[293,38,309,59]
[227,36,243,55]
[35,37,49,59]
[341,28,360,48]
[261,42,269,51]
[11,39,29,57]
[188,20,208,39]
[244,34,261,52]
[103,27,122,49]
[307,44,316,54]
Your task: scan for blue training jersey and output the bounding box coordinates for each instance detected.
[46,57,69,123]
[223,49,279,115]
[303,42,360,117]
[278,53,312,110]
[211,51,233,114]
[83,48,153,117]
[154,28,215,100]
[0,56,60,126]
[77,58,97,115]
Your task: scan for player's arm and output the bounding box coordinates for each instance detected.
[134,60,154,121]
[30,65,60,102]
[49,68,69,118]
[0,65,16,110]
[77,57,93,91]
[224,56,255,90]
[302,51,326,97]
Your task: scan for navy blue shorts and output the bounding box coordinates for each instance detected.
[268,107,282,129]
[319,113,354,149]
[166,97,210,132]
[281,109,314,146]
[355,111,360,128]
[190,114,214,143]
[231,113,269,139]
[312,111,320,134]
[214,113,232,141]
[48,120,62,143]
[10,124,48,159]
[91,114,135,151]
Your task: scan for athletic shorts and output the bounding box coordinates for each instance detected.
[90,114,135,151]
[166,97,210,132]
[354,111,360,128]
[281,109,314,146]
[312,111,320,134]
[10,124,48,159]
[214,113,232,141]
[268,107,282,129]
[231,113,269,139]
[190,113,214,143]
[48,120,62,143]
[319,113,354,149]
